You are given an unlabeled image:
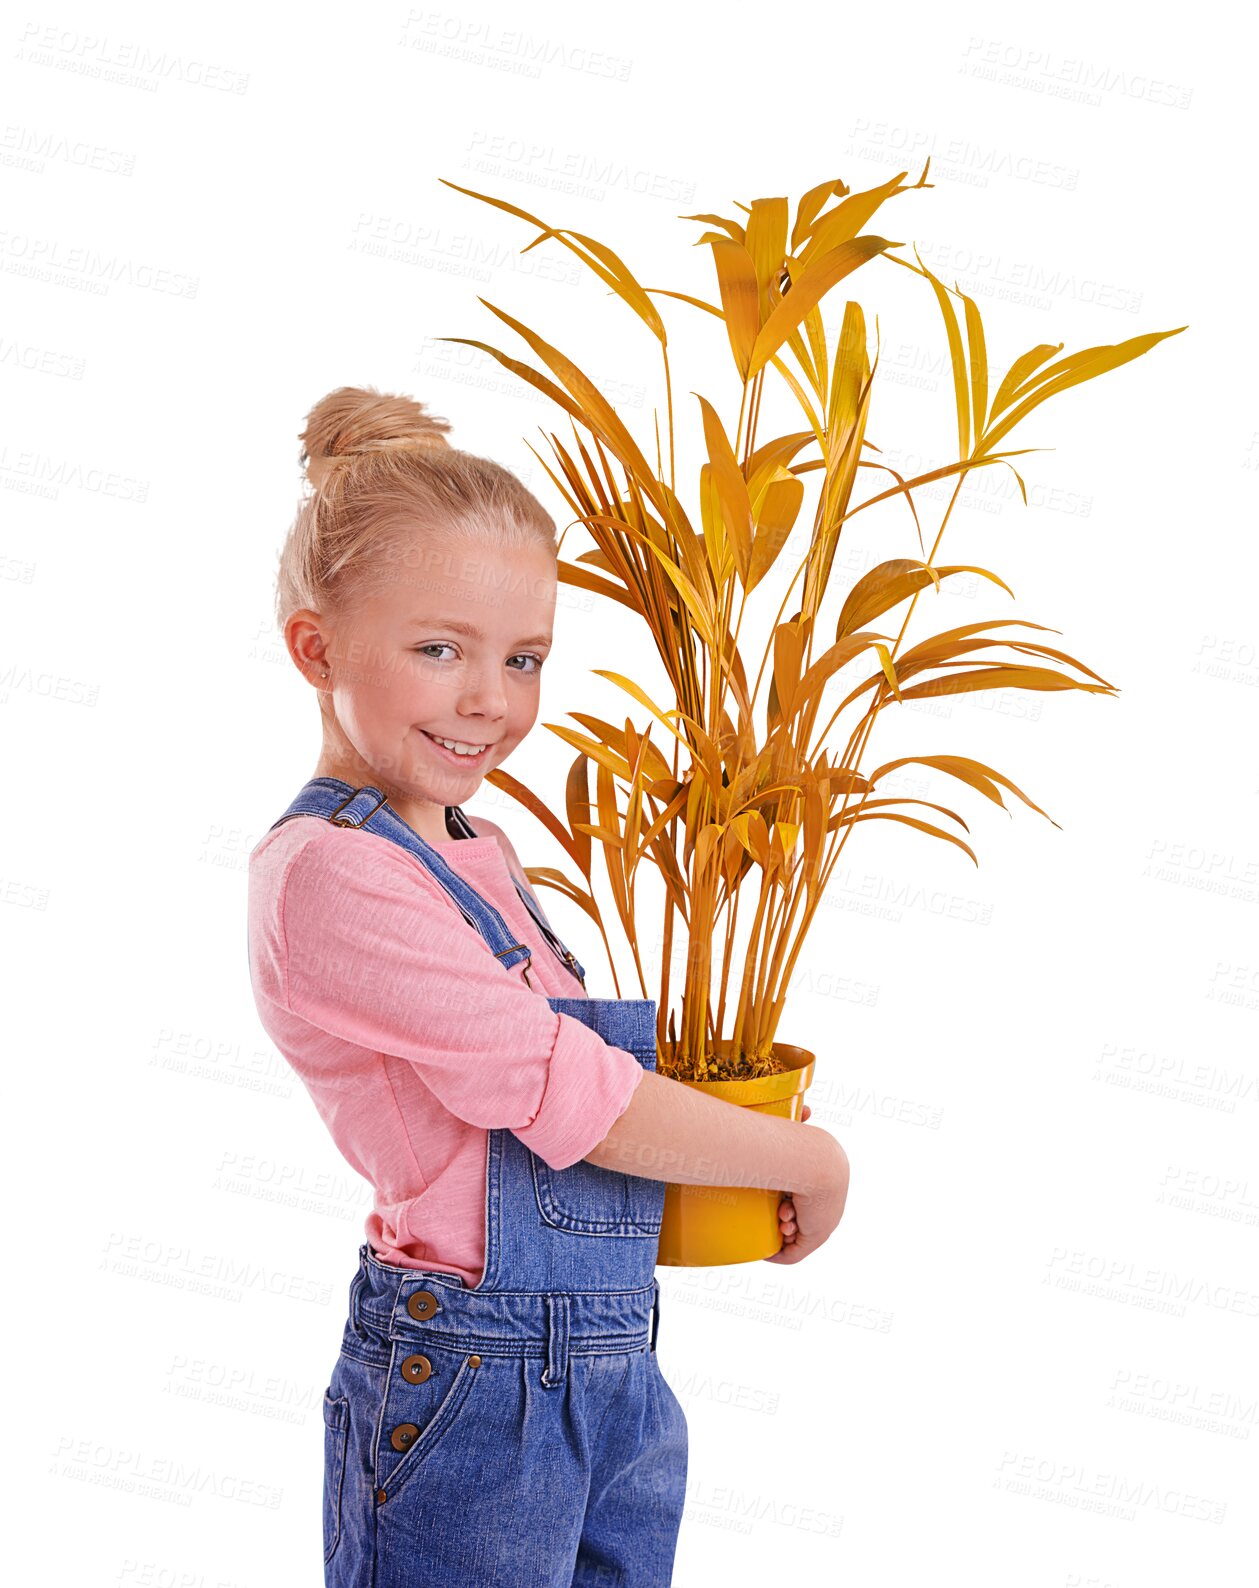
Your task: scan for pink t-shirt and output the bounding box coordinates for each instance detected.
[246,810,645,1288]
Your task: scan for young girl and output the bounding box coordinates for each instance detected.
[246,386,850,1587]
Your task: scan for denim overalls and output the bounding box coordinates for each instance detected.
[266,778,688,1587]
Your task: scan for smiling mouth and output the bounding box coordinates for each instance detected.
[419,729,496,761]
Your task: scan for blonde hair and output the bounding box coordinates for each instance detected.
[274,384,558,632]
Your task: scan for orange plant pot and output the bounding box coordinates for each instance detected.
[656,1041,816,1266]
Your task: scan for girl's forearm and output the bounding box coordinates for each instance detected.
[582,1067,846,1195]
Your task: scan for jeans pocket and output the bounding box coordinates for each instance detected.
[536,996,664,1236]
[531,1153,664,1236]
[375,1342,485,1503]
[322,1389,350,1563]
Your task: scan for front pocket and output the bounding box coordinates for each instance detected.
[375,1344,485,1503]
[322,1389,350,1563]
[534,995,663,1236]
[531,1154,665,1236]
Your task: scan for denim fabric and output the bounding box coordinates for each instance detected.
[268,780,688,1585]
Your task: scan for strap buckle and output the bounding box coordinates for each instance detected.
[494,943,535,989]
[328,789,360,827]
[327,788,387,828]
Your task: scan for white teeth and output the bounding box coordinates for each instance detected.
[428,733,487,756]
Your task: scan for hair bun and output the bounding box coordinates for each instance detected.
[299,385,453,491]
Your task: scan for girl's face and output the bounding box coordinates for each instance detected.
[289,529,557,845]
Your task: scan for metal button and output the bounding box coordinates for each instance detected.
[400,1353,433,1384]
[406,1289,440,1321]
[375,1488,388,1505]
[390,1423,420,1452]
[468,1354,481,1368]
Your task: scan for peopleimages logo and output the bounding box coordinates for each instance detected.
[1043,1246,1259,1318]
[959,36,1192,109]
[101,1234,333,1306]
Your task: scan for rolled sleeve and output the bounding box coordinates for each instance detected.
[513,1018,645,1169]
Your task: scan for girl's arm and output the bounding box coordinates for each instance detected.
[583,1068,850,1262]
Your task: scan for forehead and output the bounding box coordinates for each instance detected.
[360,534,557,632]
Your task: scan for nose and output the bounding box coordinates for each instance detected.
[457,668,508,725]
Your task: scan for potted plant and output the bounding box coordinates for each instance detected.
[437,166,1184,1265]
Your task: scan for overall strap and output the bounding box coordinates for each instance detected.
[447,804,588,987]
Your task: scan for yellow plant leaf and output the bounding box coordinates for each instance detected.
[895,617,1058,669]
[709,237,761,378]
[804,168,922,259]
[592,669,720,767]
[771,821,801,865]
[522,866,604,927]
[746,469,804,592]
[746,429,817,479]
[698,396,754,584]
[471,298,666,513]
[596,759,630,926]
[745,196,789,305]
[895,664,1114,700]
[801,779,826,868]
[575,547,620,573]
[482,767,580,865]
[564,230,668,344]
[988,342,1063,423]
[642,285,723,319]
[893,634,1116,690]
[583,507,708,606]
[572,819,625,846]
[437,334,584,426]
[782,313,823,406]
[794,630,891,717]
[801,300,829,407]
[556,558,636,611]
[872,642,901,701]
[832,795,970,832]
[975,326,1188,457]
[837,560,1014,638]
[564,753,592,875]
[772,621,804,718]
[698,462,731,588]
[837,809,979,867]
[765,345,825,444]
[962,288,988,440]
[636,539,718,650]
[909,243,970,460]
[869,752,1059,827]
[680,212,747,243]
[694,822,725,872]
[802,302,874,613]
[790,176,849,252]
[732,811,771,867]
[545,722,633,780]
[825,299,870,441]
[568,714,673,782]
[635,778,690,853]
[844,447,1042,519]
[749,234,896,379]
[436,180,668,346]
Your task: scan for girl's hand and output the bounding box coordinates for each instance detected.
[775,1103,811,1248]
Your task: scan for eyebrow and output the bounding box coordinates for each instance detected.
[408,617,552,646]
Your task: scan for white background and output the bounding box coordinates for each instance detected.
[3,1,1254,1584]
